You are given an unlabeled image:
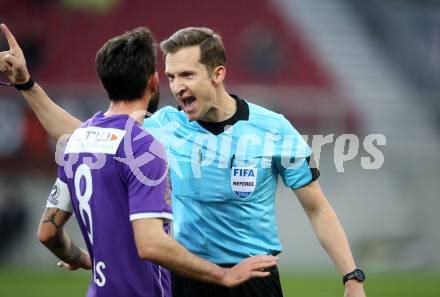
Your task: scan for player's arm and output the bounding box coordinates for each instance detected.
[132,218,277,287]
[293,181,366,297]
[0,23,82,141]
[37,207,91,270]
[38,178,91,270]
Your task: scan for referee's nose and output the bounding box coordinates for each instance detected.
[174,81,187,99]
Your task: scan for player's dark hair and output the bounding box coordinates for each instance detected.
[160,27,226,75]
[96,27,157,102]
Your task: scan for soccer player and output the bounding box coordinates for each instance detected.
[1,25,367,297]
[0,24,277,297]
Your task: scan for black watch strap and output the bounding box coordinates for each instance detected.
[14,78,35,91]
[343,268,366,285]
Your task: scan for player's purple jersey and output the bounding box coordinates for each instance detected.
[57,112,172,297]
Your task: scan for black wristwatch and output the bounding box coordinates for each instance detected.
[342,268,366,285]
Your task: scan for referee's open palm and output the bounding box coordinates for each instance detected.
[0,23,30,85]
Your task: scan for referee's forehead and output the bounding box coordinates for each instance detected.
[164,46,203,74]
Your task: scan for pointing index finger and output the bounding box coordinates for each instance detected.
[0,23,20,51]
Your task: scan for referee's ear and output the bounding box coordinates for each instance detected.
[211,65,226,86]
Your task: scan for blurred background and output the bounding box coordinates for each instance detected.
[0,0,440,296]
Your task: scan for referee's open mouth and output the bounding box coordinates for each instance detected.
[180,96,197,112]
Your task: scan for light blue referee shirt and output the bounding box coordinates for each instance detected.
[143,99,315,264]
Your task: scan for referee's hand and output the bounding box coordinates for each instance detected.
[344,280,366,297]
[221,255,278,287]
[0,23,31,85]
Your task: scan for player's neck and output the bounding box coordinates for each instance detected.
[200,89,236,123]
[105,99,147,124]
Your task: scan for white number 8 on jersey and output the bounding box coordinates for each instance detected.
[74,164,94,245]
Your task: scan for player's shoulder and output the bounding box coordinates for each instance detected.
[79,115,95,128]
[88,112,146,137]
[66,112,147,155]
[117,119,163,159]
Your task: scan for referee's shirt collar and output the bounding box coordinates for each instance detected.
[197,94,249,135]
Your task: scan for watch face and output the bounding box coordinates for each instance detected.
[354,269,366,281]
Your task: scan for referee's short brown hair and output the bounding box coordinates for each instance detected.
[160,27,226,75]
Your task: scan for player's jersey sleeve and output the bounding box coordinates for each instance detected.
[274,115,319,189]
[45,175,73,213]
[118,128,172,222]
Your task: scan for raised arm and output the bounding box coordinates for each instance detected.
[0,23,81,141]
[294,181,366,297]
[132,218,277,287]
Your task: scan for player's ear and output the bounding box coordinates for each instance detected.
[147,71,159,93]
[211,66,226,85]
